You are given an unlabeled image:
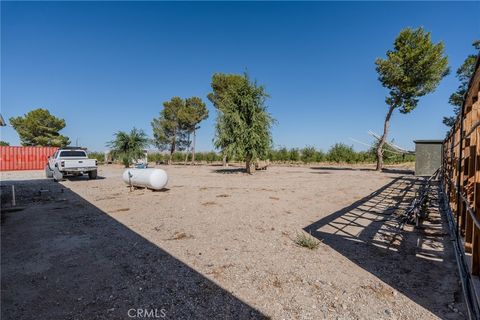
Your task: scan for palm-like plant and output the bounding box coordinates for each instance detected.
[108,128,149,167]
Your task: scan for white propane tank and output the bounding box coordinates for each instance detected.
[122,168,168,190]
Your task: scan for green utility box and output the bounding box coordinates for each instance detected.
[414,140,443,176]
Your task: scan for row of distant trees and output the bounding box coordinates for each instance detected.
[268,143,414,164]
[143,143,415,164]
[87,143,414,166]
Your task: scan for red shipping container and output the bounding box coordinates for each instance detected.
[0,146,58,171]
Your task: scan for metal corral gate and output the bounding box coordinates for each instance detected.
[0,146,58,171]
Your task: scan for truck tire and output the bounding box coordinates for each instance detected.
[88,170,98,180]
[53,167,64,182]
[45,165,54,178]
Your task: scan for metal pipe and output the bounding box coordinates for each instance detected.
[449,122,456,197]
[11,185,16,207]
[456,104,466,236]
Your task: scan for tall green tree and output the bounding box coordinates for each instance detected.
[208,74,245,166]
[443,40,480,127]
[208,73,275,174]
[152,97,188,164]
[152,96,207,164]
[107,128,149,167]
[178,97,208,163]
[375,27,449,171]
[10,108,70,147]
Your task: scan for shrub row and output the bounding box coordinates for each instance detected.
[97,142,414,165]
[88,151,106,164]
[147,151,223,163]
[268,143,414,164]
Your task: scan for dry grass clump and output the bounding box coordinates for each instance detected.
[167,231,194,240]
[294,231,320,249]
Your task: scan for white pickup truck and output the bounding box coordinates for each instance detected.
[45,148,98,181]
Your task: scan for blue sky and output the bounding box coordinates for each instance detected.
[1,1,479,152]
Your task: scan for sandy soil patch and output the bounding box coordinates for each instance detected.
[1,165,465,319]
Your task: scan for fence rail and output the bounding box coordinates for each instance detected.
[443,55,480,277]
[442,55,480,319]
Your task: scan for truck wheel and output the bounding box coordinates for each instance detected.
[45,165,53,178]
[53,167,63,182]
[88,170,98,180]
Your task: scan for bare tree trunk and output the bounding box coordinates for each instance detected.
[246,156,255,175]
[191,129,196,165]
[222,153,228,167]
[184,132,190,165]
[169,131,176,165]
[376,105,395,171]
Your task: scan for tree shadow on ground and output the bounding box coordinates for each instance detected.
[310,166,414,175]
[212,167,247,174]
[1,179,266,320]
[304,176,464,319]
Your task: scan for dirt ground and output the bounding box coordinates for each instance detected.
[1,164,466,319]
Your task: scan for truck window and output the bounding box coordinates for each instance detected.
[59,151,87,157]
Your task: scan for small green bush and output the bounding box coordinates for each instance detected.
[289,148,300,162]
[88,151,105,164]
[300,146,316,163]
[294,231,321,249]
[205,151,220,162]
[314,150,326,162]
[147,153,166,163]
[327,143,357,163]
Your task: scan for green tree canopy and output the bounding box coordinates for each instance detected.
[443,40,480,127]
[152,97,187,161]
[0,141,10,146]
[107,128,149,167]
[374,27,449,170]
[179,97,209,132]
[208,73,275,174]
[178,97,208,163]
[10,108,70,147]
[152,96,207,163]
